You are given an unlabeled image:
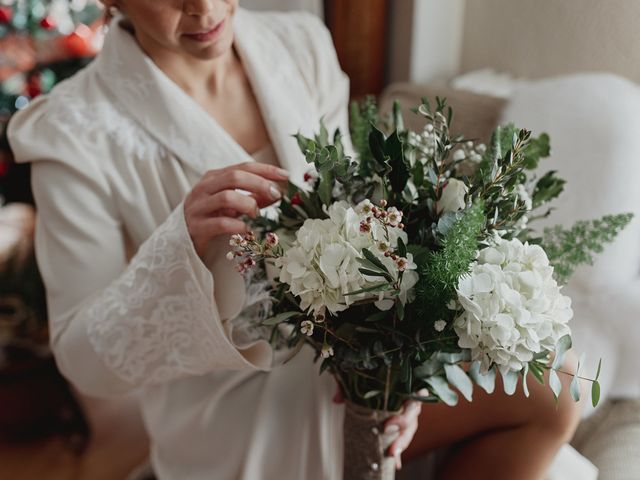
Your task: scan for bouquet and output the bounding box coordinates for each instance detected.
[228,97,633,480]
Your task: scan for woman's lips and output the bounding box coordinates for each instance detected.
[183,19,226,43]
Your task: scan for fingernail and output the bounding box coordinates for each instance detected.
[384,424,400,434]
[396,453,402,470]
[276,168,290,177]
[270,185,282,200]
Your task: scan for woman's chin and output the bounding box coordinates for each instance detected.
[179,38,234,61]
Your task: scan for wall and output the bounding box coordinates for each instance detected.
[387,0,466,85]
[241,0,322,17]
[461,0,640,83]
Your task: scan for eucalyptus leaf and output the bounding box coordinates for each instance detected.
[414,359,442,378]
[501,369,519,396]
[552,335,572,370]
[444,364,473,402]
[549,369,562,400]
[522,363,530,397]
[425,376,458,406]
[469,362,496,394]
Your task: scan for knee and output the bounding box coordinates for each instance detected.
[551,388,583,442]
[534,355,584,443]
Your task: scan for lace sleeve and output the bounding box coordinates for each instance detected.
[29,154,272,398]
[86,204,273,387]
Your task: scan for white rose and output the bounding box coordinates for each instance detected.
[438,178,469,213]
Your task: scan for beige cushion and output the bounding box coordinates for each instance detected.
[378,83,506,144]
[572,399,640,480]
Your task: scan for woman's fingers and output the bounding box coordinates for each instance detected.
[384,394,426,470]
[186,190,259,220]
[187,216,249,257]
[198,169,282,207]
[222,161,290,182]
[201,162,289,206]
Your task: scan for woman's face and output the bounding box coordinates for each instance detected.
[104,0,239,60]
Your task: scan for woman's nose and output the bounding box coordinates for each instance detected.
[183,0,214,16]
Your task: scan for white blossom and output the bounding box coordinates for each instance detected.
[516,184,533,211]
[438,178,469,213]
[321,345,334,358]
[277,201,417,316]
[434,320,447,332]
[454,237,572,374]
[300,320,314,336]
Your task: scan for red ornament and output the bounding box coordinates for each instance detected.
[39,15,57,30]
[26,74,42,98]
[0,7,13,24]
[62,24,94,56]
[290,192,303,206]
[0,160,9,178]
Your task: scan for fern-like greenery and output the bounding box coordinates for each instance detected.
[414,202,486,320]
[541,213,634,284]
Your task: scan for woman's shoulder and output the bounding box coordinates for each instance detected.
[8,63,155,168]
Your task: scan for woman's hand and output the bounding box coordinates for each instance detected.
[333,388,427,470]
[184,162,289,259]
[384,392,427,470]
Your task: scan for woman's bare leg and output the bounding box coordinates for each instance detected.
[402,360,583,479]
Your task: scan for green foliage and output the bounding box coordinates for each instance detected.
[541,213,634,284]
[414,203,486,319]
[532,171,566,209]
[368,127,409,195]
[294,126,357,206]
[250,97,632,411]
[350,96,379,177]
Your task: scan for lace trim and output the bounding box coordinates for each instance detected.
[86,205,241,385]
[48,78,167,162]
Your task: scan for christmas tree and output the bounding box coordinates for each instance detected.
[0,0,104,203]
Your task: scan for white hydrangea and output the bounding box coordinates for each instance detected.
[454,237,573,374]
[277,201,418,317]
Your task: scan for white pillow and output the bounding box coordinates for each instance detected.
[501,73,640,410]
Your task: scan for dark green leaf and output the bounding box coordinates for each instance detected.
[263,311,301,326]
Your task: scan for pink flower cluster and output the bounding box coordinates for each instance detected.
[227,231,280,274]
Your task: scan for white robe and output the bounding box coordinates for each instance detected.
[8,10,349,480]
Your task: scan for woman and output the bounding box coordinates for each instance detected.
[8,1,581,479]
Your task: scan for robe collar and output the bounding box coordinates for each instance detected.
[93,9,316,185]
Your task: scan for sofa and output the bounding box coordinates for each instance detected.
[379,80,640,480]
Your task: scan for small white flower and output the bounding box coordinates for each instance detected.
[395,256,409,272]
[226,251,235,261]
[265,232,279,247]
[516,184,533,211]
[230,234,246,247]
[434,320,447,332]
[356,199,374,216]
[300,320,314,336]
[438,178,469,213]
[386,207,403,227]
[376,241,390,253]
[452,149,466,161]
[321,345,334,358]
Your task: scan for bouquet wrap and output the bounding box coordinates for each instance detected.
[343,401,399,480]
